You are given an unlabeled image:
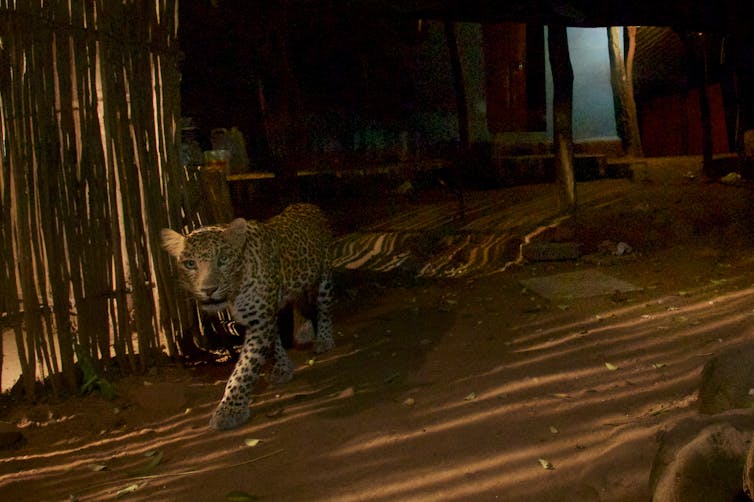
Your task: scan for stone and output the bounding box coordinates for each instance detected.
[651,421,751,502]
[698,344,754,414]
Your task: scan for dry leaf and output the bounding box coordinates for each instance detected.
[266,408,284,418]
[605,362,619,371]
[226,491,259,501]
[244,438,261,447]
[128,450,163,476]
[538,458,554,470]
[652,363,666,369]
[403,397,415,406]
[464,392,477,401]
[116,483,143,498]
[87,463,108,472]
[337,387,355,399]
[549,426,559,434]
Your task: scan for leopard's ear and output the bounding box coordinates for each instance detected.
[160,228,185,257]
[224,218,247,248]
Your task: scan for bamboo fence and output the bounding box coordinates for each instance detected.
[0,0,204,398]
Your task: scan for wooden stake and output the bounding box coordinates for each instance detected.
[547,25,576,212]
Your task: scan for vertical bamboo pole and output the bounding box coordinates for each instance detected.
[547,25,576,213]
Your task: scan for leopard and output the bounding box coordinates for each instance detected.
[160,203,334,430]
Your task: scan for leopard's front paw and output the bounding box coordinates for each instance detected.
[268,357,295,385]
[209,404,250,430]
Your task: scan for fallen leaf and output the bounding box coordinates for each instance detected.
[403,397,415,406]
[538,458,554,470]
[307,358,316,366]
[383,372,400,384]
[226,491,259,501]
[116,483,143,498]
[337,387,355,399]
[244,438,261,447]
[605,362,619,371]
[552,393,570,399]
[128,450,163,476]
[464,392,477,401]
[266,408,284,418]
[549,426,559,434]
[87,463,108,472]
[652,363,666,369]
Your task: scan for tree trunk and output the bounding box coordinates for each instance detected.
[607,27,643,157]
[695,33,714,175]
[548,25,576,212]
[445,21,470,149]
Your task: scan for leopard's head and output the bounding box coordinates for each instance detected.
[160,218,248,312]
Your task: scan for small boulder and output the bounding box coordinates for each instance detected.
[650,413,754,502]
[698,344,754,414]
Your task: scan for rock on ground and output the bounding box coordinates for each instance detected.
[650,412,754,502]
[698,344,754,414]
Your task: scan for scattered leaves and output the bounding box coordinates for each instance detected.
[538,458,554,470]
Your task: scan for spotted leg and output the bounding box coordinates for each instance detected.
[209,322,274,430]
[313,271,335,354]
[268,334,295,385]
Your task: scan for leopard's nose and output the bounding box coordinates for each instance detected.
[201,286,218,298]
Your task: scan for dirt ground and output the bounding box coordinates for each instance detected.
[4,156,754,501]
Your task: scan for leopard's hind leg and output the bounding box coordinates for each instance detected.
[312,271,335,354]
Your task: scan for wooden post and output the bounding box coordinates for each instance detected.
[199,164,235,224]
[608,26,643,157]
[699,33,715,178]
[444,21,468,220]
[547,25,576,212]
[683,32,715,176]
[445,21,470,149]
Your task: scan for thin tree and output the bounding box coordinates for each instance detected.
[548,25,576,212]
[607,27,643,157]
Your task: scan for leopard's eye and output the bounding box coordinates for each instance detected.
[217,254,230,266]
[182,259,197,270]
